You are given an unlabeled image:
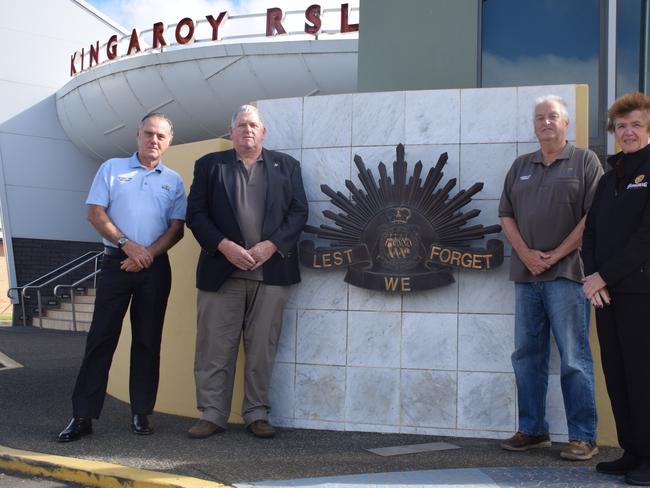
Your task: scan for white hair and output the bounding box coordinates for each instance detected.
[231,104,263,128]
[534,95,569,122]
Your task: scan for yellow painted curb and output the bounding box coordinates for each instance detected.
[0,444,230,488]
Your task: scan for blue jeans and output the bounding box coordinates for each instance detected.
[513,278,597,441]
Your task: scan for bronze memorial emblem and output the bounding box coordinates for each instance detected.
[299,144,504,292]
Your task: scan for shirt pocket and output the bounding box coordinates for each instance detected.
[552,177,580,203]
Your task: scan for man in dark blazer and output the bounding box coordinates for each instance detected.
[185,104,308,439]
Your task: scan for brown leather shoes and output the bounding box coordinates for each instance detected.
[247,419,275,438]
[501,431,551,451]
[187,420,225,439]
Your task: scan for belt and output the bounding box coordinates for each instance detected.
[104,246,127,258]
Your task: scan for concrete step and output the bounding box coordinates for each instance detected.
[47,309,94,322]
[59,302,95,313]
[38,317,90,332]
[70,295,96,304]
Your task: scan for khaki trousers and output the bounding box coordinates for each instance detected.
[194,278,289,427]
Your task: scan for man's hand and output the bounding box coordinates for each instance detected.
[120,257,143,273]
[218,239,256,270]
[582,272,608,300]
[122,240,154,269]
[541,249,562,268]
[521,248,552,276]
[249,240,278,270]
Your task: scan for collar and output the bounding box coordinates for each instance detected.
[131,152,164,173]
[235,150,264,165]
[530,142,574,165]
[607,144,650,178]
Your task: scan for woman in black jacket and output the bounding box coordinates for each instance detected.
[582,91,650,486]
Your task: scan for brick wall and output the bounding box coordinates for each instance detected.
[11,238,103,325]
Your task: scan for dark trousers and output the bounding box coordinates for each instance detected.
[71,253,171,419]
[596,293,650,457]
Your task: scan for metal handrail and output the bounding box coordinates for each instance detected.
[7,251,103,327]
[54,270,101,332]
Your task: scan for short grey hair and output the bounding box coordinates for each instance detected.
[139,112,174,136]
[231,104,263,128]
[534,95,569,122]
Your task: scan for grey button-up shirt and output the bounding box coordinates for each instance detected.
[499,143,603,283]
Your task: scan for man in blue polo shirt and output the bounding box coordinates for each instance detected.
[57,113,186,442]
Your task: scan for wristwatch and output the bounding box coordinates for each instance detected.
[117,235,129,248]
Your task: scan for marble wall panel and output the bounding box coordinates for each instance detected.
[303,94,353,148]
[460,87,517,143]
[458,257,515,314]
[401,312,457,371]
[295,364,346,421]
[347,311,401,368]
[296,310,347,365]
[286,267,348,310]
[457,372,516,431]
[352,91,405,146]
[458,314,514,373]
[257,97,303,150]
[301,147,352,202]
[405,89,461,145]
[401,273,459,313]
[345,367,400,425]
[276,309,297,363]
[269,362,295,420]
[401,370,457,428]
[348,287,402,312]
[460,143,517,200]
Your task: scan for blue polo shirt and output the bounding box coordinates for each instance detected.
[86,153,187,248]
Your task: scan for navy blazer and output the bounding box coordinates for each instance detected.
[186,148,308,291]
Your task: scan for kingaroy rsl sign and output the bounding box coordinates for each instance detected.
[299,144,504,293]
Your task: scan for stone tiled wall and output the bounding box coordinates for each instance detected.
[258,84,578,440]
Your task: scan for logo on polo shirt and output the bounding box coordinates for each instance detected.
[161,184,171,192]
[520,174,531,181]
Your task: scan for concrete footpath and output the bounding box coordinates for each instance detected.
[0,326,627,487]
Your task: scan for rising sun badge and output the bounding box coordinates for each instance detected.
[299,144,504,293]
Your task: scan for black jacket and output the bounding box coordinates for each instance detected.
[185,148,308,291]
[582,144,650,293]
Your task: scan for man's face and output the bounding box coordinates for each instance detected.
[534,101,569,144]
[230,111,266,154]
[613,109,650,154]
[136,116,172,164]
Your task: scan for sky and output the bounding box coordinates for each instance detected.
[86,0,356,32]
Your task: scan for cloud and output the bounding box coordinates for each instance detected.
[91,0,358,32]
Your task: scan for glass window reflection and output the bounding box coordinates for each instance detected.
[481,0,602,151]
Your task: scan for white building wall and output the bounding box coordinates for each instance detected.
[0,0,126,288]
[260,84,578,440]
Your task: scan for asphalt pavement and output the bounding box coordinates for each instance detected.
[0,326,628,487]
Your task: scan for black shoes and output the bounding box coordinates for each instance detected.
[626,458,650,486]
[57,417,92,442]
[597,451,640,475]
[131,414,153,435]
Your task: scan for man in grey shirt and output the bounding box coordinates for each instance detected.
[498,95,603,460]
[185,105,308,439]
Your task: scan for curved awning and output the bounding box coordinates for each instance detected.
[56,39,358,160]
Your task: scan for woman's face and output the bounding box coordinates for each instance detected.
[614,109,650,154]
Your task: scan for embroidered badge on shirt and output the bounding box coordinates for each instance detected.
[520,174,531,181]
[161,184,171,191]
[562,167,575,176]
